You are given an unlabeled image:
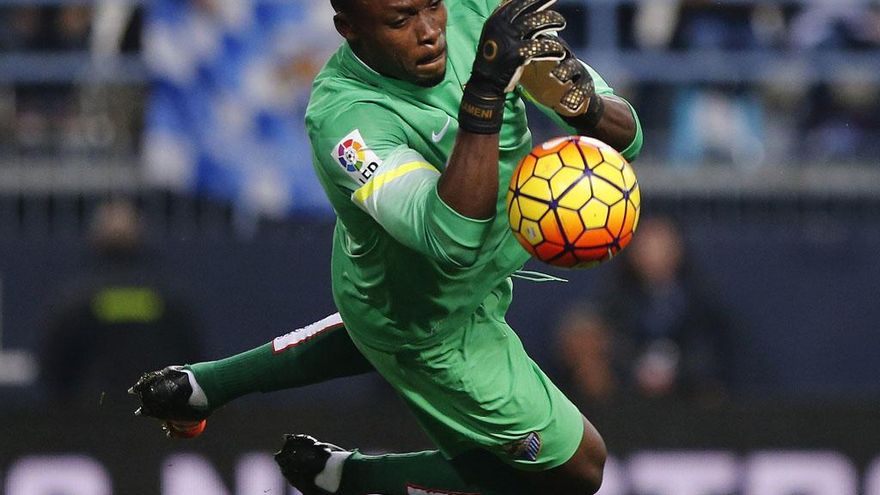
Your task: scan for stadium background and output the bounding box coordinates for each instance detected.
[0,0,879,494]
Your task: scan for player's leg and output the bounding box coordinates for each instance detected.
[341,449,528,494]
[276,434,529,495]
[275,430,602,495]
[187,313,374,410]
[130,313,375,431]
[339,424,605,495]
[273,316,537,494]
[275,295,604,494]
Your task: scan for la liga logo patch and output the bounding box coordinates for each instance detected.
[332,129,382,186]
[337,138,365,172]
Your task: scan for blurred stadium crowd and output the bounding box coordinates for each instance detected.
[3,0,880,167]
[0,1,879,494]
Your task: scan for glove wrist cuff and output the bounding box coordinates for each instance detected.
[565,93,605,134]
[459,78,506,134]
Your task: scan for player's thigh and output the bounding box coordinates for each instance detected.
[353,317,586,472]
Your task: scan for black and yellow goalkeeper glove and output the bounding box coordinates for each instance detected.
[519,34,606,133]
[460,0,567,134]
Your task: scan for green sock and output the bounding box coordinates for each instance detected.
[336,450,529,495]
[187,317,373,409]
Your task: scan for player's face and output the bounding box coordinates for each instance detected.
[338,0,448,87]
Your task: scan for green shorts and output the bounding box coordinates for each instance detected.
[348,292,585,471]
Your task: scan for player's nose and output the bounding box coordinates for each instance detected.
[415,11,442,45]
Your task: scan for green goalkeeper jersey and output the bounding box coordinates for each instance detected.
[306,0,639,352]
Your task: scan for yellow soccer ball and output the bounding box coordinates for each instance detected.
[507,136,641,269]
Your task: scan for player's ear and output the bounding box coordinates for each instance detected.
[334,12,357,42]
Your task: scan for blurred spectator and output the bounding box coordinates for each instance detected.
[6,5,94,155]
[789,4,880,50]
[0,7,42,51]
[798,82,880,162]
[0,3,143,157]
[0,5,91,52]
[555,216,732,406]
[789,5,880,162]
[665,1,774,168]
[39,199,202,407]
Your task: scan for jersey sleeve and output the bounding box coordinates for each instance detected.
[312,104,493,268]
[521,61,644,161]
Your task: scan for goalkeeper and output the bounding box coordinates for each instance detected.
[131,0,642,493]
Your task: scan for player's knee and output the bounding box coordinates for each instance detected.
[529,429,606,494]
[581,457,605,494]
[578,436,607,493]
[568,422,607,494]
[568,470,603,495]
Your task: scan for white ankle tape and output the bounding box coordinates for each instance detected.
[314,451,353,493]
[181,368,208,408]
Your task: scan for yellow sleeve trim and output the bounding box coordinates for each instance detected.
[352,161,439,203]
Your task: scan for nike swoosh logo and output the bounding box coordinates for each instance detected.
[431,116,452,143]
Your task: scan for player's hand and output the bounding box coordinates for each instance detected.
[129,366,210,438]
[472,0,566,93]
[460,0,567,133]
[519,34,605,131]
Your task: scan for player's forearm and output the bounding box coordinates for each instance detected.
[436,131,500,219]
[435,0,564,219]
[580,95,637,154]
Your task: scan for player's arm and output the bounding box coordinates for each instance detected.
[441,0,565,218]
[520,36,643,161]
[583,94,640,156]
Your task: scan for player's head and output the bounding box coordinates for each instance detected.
[89,199,143,259]
[332,0,448,87]
[627,216,684,284]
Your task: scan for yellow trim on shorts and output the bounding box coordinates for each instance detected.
[352,161,437,203]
